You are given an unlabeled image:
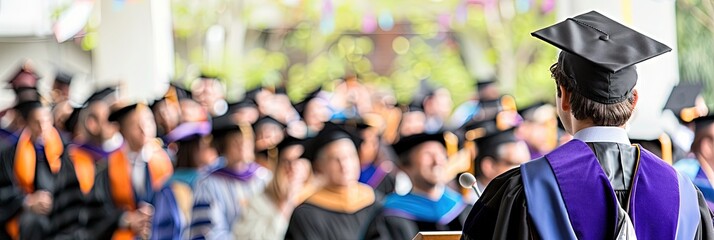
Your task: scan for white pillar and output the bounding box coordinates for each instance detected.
[558,0,679,139]
[93,0,174,100]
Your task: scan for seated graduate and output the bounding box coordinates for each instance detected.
[285,122,381,240]
[461,11,713,239]
[189,114,272,240]
[86,103,174,240]
[0,64,85,239]
[674,115,714,210]
[337,117,397,195]
[67,87,121,194]
[371,132,471,239]
[233,136,311,239]
[152,102,216,240]
[462,117,530,192]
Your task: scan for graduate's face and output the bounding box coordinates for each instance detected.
[278,145,310,191]
[86,102,115,141]
[315,139,360,187]
[255,124,284,151]
[153,101,180,136]
[406,141,448,188]
[119,111,146,151]
[225,131,255,165]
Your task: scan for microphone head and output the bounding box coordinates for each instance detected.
[458,172,477,189]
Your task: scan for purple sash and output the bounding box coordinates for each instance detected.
[543,140,679,240]
[212,162,261,182]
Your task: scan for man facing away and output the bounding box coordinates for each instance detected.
[461,11,714,240]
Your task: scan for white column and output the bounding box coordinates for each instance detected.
[558,0,679,139]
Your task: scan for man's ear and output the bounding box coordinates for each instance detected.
[559,85,571,112]
[631,89,639,110]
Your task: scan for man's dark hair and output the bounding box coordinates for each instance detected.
[551,62,635,126]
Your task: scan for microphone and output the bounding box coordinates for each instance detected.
[459,173,482,198]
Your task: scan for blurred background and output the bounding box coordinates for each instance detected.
[0,0,711,132]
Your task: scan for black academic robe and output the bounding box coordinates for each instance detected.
[82,165,128,239]
[285,202,383,240]
[0,139,85,240]
[460,142,714,240]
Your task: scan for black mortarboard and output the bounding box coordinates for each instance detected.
[475,127,518,159]
[85,87,117,105]
[391,132,446,156]
[108,104,138,122]
[694,115,714,132]
[532,11,671,104]
[54,70,73,85]
[664,82,704,123]
[301,122,360,161]
[151,84,193,109]
[211,114,245,137]
[518,101,555,123]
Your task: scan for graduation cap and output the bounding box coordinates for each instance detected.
[532,11,671,104]
[165,121,211,143]
[108,103,138,123]
[391,132,446,157]
[85,87,117,105]
[301,122,361,162]
[518,101,555,123]
[151,84,192,109]
[54,70,73,85]
[210,113,252,138]
[664,82,704,123]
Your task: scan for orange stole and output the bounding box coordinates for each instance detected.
[108,144,173,240]
[68,147,97,195]
[14,129,64,194]
[8,128,64,239]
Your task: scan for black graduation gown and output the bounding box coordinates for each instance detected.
[460,142,714,240]
[79,158,121,240]
[285,194,383,240]
[0,140,85,240]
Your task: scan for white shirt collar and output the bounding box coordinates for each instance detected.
[573,126,630,145]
